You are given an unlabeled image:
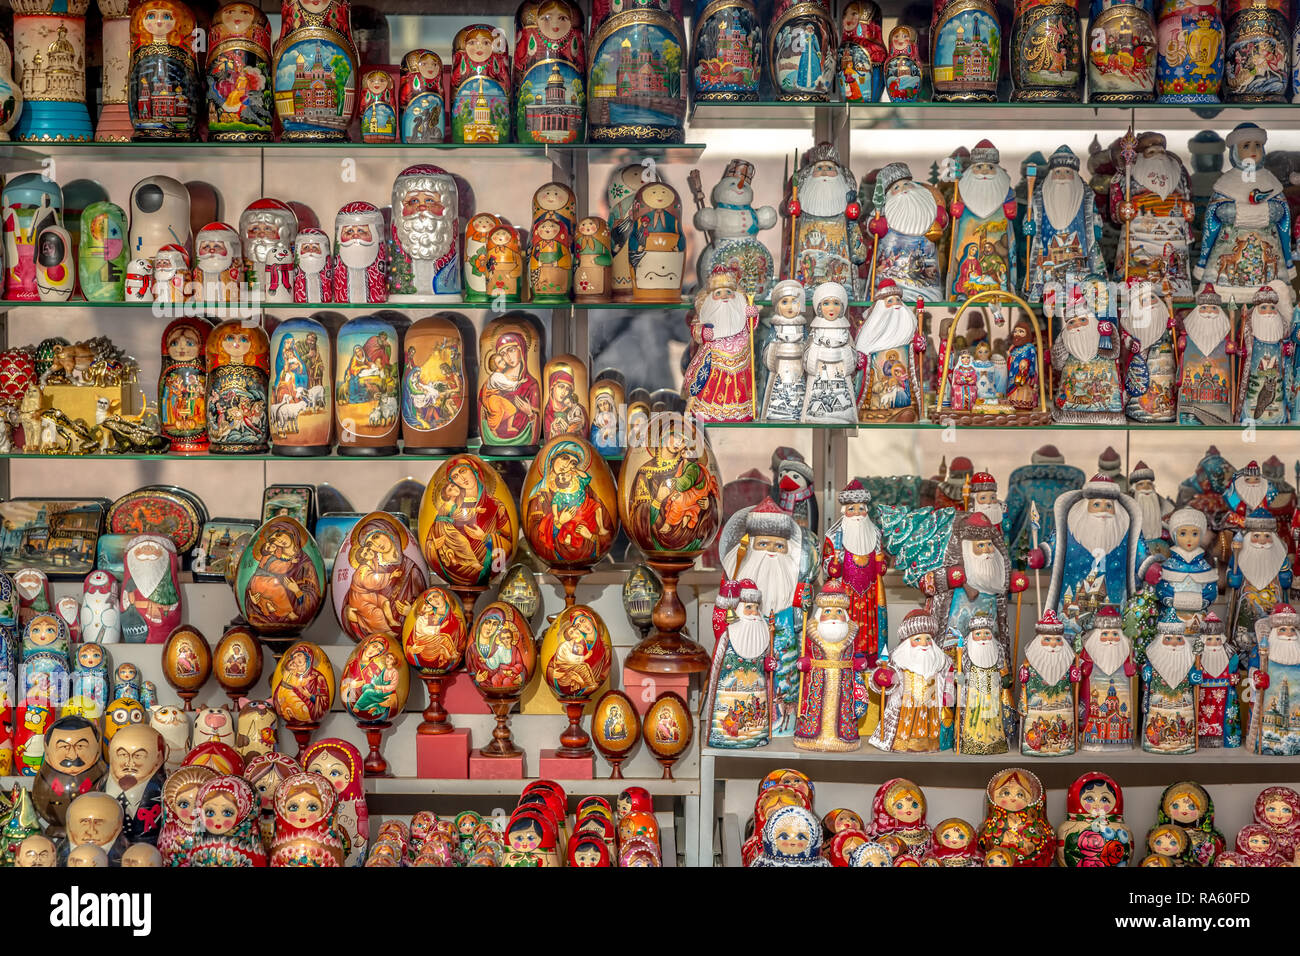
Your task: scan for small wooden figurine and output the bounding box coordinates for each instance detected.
[269,770,344,865]
[331,201,388,303]
[359,69,398,142]
[206,1,274,141]
[335,315,399,455]
[119,536,183,644]
[159,317,212,453]
[629,181,686,303]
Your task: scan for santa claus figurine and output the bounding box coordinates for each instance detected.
[703,578,775,749]
[683,266,759,422]
[865,162,946,301]
[293,228,333,303]
[388,164,460,300]
[79,571,121,644]
[332,201,388,303]
[853,278,924,423]
[868,608,955,753]
[119,536,183,645]
[821,480,887,665]
[192,222,246,307]
[239,198,298,304]
[794,581,867,753]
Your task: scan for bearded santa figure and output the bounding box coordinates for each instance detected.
[1050,286,1124,423]
[945,139,1016,298]
[865,162,946,301]
[1238,283,1294,425]
[853,278,924,422]
[332,201,388,304]
[239,198,297,304]
[118,535,183,645]
[1078,605,1136,752]
[1019,608,1081,756]
[1110,131,1195,296]
[292,228,333,304]
[151,245,190,305]
[13,567,52,626]
[389,164,460,299]
[192,222,244,306]
[1026,145,1105,300]
[1196,612,1240,749]
[1141,613,1201,755]
[703,578,775,749]
[1247,603,1300,755]
[794,581,866,753]
[683,266,758,422]
[1119,280,1177,422]
[868,609,954,753]
[1226,459,1293,554]
[79,570,121,644]
[968,471,1004,527]
[1156,507,1219,621]
[800,281,859,424]
[1228,506,1293,644]
[932,512,1027,664]
[1126,460,1171,554]
[956,613,1010,755]
[787,142,869,297]
[821,480,887,664]
[1176,284,1234,426]
[721,497,808,736]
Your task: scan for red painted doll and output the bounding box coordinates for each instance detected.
[867,777,931,859]
[1252,785,1300,864]
[158,764,216,865]
[976,767,1056,867]
[1235,824,1289,867]
[270,771,345,866]
[303,737,368,865]
[187,775,267,867]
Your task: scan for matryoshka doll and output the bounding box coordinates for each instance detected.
[607,162,650,301]
[530,186,576,303]
[478,313,544,455]
[1155,779,1225,865]
[1145,822,1190,863]
[1223,0,1288,102]
[149,241,190,307]
[629,181,686,303]
[0,38,20,143]
[1156,0,1224,102]
[303,738,368,865]
[269,316,332,456]
[159,317,212,454]
[1252,785,1300,863]
[503,806,556,866]
[463,213,502,302]
[588,373,624,455]
[1235,824,1287,865]
[1056,771,1135,867]
[11,0,89,141]
[69,643,110,720]
[187,774,267,866]
[976,767,1056,867]
[540,356,591,441]
[924,818,983,865]
[883,25,923,100]
[749,805,829,866]
[866,777,931,859]
[514,0,586,143]
[567,833,612,866]
[400,49,446,143]
[77,201,128,302]
[331,201,388,303]
[692,0,761,102]
[272,0,359,141]
[450,23,511,143]
[587,0,688,142]
[1087,0,1158,102]
[477,221,525,302]
[205,319,270,454]
[292,228,332,302]
[930,0,1002,101]
[360,69,398,142]
[334,314,399,455]
[573,217,613,303]
[402,313,472,453]
[838,0,886,101]
[768,0,836,102]
[206,1,274,141]
[1011,0,1083,100]
[128,0,201,140]
[3,173,62,302]
[35,225,73,300]
[270,770,345,865]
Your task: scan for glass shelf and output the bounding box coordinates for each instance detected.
[689,100,843,129]
[847,100,1300,130]
[0,449,624,462]
[0,299,693,313]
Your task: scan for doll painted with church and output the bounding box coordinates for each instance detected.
[1024,146,1106,301]
[1140,612,1202,755]
[1176,284,1234,426]
[1245,602,1300,756]
[703,578,773,749]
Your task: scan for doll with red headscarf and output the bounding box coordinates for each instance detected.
[1056,771,1135,867]
[270,771,345,866]
[245,752,301,849]
[187,775,267,866]
[1251,785,1300,864]
[866,777,931,859]
[922,817,983,866]
[304,738,368,865]
[1235,824,1289,866]
[159,764,216,865]
[976,767,1056,867]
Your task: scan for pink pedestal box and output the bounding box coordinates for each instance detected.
[538,749,594,780]
[621,667,691,716]
[443,671,491,714]
[415,728,470,779]
[469,750,526,779]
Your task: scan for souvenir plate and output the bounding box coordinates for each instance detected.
[106,488,205,555]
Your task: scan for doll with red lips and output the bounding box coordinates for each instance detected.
[1251,785,1300,863]
[245,752,302,849]
[159,764,216,865]
[270,771,345,867]
[303,738,368,865]
[1235,824,1289,867]
[188,775,267,866]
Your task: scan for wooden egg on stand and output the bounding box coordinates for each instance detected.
[213,624,263,707]
[617,419,722,672]
[642,691,692,779]
[269,640,336,761]
[234,515,326,659]
[331,511,429,643]
[340,633,411,777]
[521,435,619,606]
[538,604,613,760]
[416,454,519,618]
[161,624,212,711]
[591,689,641,779]
[464,601,536,759]
[400,585,468,736]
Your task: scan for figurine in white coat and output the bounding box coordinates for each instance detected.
[80,570,121,644]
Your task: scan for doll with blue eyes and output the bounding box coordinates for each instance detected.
[866,776,931,859]
[188,775,267,866]
[749,805,829,867]
[1056,771,1134,867]
[159,764,216,865]
[270,771,344,866]
[69,643,112,719]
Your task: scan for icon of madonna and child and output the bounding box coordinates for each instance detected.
[422,457,518,588]
[525,439,616,567]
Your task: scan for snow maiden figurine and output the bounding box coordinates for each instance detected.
[760,278,807,421]
[800,281,859,424]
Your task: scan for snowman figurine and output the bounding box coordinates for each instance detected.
[694,159,778,299]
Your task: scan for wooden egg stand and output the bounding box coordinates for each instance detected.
[548,563,597,760]
[358,719,393,777]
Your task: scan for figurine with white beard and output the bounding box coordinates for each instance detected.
[821,480,887,665]
[1246,603,1300,755]
[853,278,923,422]
[865,162,946,300]
[1141,613,1201,755]
[239,199,297,304]
[703,578,775,749]
[1050,285,1124,423]
[694,159,777,298]
[1175,284,1234,425]
[292,228,332,303]
[956,613,1009,755]
[968,470,1005,527]
[761,279,808,421]
[1196,613,1240,749]
[868,608,954,753]
[1126,461,1172,555]
[1025,146,1105,300]
[79,570,120,644]
[786,142,868,297]
[1119,281,1178,421]
[1019,609,1081,756]
[932,511,1027,666]
[1078,605,1136,752]
[192,222,244,307]
[800,281,859,424]
[1228,506,1293,643]
[794,581,865,752]
[331,201,389,304]
[1237,284,1294,424]
[1109,131,1195,295]
[1156,507,1219,621]
[388,164,460,299]
[682,266,759,422]
[945,139,1017,299]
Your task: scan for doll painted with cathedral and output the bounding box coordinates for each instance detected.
[128,0,200,140]
[1020,609,1080,756]
[1078,605,1137,751]
[514,0,585,142]
[450,24,511,144]
[1025,145,1106,300]
[273,0,358,141]
[1176,284,1234,425]
[359,70,398,143]
[1246,603,1300,755]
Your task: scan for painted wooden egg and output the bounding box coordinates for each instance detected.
[269,640,336,724]
[161,624,212,695]
[521,434,619,568]
[417,454,519,589]
[340,634,410,724]
[539,604,612,703]
[465,601,536,698]
[332,511,429,643]
[642,691,693,761]
[234,516,326,635]
[591,689,641,760]
[616,420,722,558]
[213,624,264,697]
[400,585,468,676]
